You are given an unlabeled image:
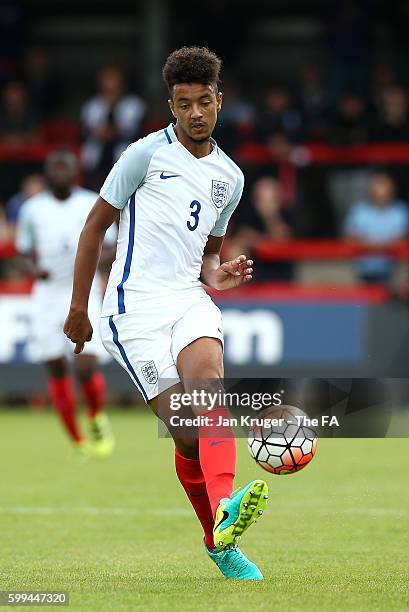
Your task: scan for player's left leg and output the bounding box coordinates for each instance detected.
[74,353,114,458]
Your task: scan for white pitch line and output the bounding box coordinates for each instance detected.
[0,506,406,519]
[0,506,191,517]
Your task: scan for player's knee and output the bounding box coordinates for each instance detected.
[183,378,225,417]
[185,361,223,382]
[183,372,223,395]
[174,437,199,460]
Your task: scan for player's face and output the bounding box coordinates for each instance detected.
[46,161,76,191]
[169,83,222,142]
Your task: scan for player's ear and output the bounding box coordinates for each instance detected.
[168,97,177,119]
[216,91,223,112]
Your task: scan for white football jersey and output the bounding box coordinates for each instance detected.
[100,123,244,316]
[16,187,117,289]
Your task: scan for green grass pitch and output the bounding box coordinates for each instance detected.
[0,408,408,611]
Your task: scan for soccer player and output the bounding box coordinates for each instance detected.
[16,150,116,458]
[64,47,269,580]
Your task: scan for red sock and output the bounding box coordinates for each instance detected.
[175,450,215,551]
[80,372,106,418]
[48,376,82,443]
[199,408,236,517]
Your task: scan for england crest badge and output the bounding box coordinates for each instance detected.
[141,360,158,385]
[211,180,229,209]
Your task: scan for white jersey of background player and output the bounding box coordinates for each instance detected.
[16,150,118,456]
[17,169,116,362]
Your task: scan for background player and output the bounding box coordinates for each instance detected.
[64,47,268,579]
[16,150,117,458]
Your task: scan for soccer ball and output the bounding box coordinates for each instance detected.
[247,405,317,475]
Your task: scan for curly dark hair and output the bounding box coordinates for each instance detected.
[162,46,222,95]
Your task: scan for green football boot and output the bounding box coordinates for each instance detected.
[213,479,269,550]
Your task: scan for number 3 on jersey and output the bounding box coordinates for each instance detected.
[187,200,201,231]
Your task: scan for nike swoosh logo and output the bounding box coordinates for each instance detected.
[210,440,230,447]
[160,172,179,179]
[214,509,229,532]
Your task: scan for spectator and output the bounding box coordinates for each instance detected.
[80,64,146,189]
[298,64,328,139]
[327,91,369,146]
[256,85,303,145]
[5,174,46,225]
[344,172,409,283]
[371,85,409,141]
[0,80,39,146]
[228,176,293,281]
[370,64,398,114]
[22,47,62,119]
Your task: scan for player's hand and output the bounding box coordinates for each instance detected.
[213,255,253,290]
[63,308,93,354]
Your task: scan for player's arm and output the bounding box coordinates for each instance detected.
[64,197,118,354]
[200,235,253,290]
